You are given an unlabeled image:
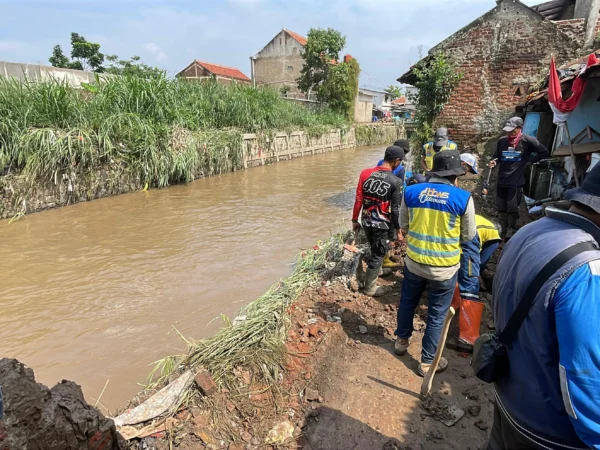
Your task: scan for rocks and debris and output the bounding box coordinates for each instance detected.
[358,325,368,334]
[474,419,489,431]
[0,358,126,450]
[119,417,180,440]
[304,388,320,402]
[265,420,295,445]
[421,394,465,427]
[468,404,481,417]
[195,369,218,396]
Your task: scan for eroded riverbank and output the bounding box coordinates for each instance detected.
[0,144,387,411]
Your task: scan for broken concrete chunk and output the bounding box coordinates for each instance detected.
[304,388,320,402]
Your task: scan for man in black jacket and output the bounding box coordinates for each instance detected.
[352,144,406,296]
[489,117,549,238]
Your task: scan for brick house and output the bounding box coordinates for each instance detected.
[398,0,600,149]
[177,60,251,85]
[251,29,309,98]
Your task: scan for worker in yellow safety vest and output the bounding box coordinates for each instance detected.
[395,150,476,376]
[420,128,458,173]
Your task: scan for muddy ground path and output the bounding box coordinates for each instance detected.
[294,257,495,450]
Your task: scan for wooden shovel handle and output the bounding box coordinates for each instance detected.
[420,306,456,399]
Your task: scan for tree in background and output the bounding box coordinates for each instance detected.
[384,85,402,100]
[409,52,462,147]
[297,28,359,120]
[49,33,164,78]
[105,55,165,78]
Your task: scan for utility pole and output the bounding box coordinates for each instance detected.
[574,0,600,49]
[250,56,257,88]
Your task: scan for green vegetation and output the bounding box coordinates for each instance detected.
[384,85,402,100]
[49,32,165,78]
[149,233,347,399]
[409,51,462,148]
[298,28,359,120]
[0,76,346,187]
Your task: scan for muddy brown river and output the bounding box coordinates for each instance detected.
[0,145,385,411]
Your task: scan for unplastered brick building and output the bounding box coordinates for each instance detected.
[399,0,600,149]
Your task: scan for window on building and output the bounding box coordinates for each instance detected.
[287,66,293,72]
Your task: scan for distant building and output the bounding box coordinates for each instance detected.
[398,0,600,148]
[252,29,309,98]
[177,60,251,85]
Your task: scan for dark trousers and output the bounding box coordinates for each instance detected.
[487,400,587,450]
[496,186,523,214]
[363,227,390,270]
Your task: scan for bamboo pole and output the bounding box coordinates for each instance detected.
[563,123,580,187]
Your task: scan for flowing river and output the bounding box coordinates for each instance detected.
[0,145,385,411]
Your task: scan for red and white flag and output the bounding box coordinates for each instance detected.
[548,53,599,123]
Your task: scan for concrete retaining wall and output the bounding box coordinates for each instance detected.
[0,60,108,86]
[0,125,401,219]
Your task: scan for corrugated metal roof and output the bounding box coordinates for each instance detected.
[194,61,251,81]
[530,0,572,20]
[284,29,307,46]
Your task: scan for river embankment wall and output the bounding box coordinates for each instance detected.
[0,124,403,219]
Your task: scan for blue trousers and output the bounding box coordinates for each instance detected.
[459,235,481,299]
[480,242,500,274]
[396,266,458,363]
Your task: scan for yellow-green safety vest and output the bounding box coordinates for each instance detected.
[404,182,471,267]
[475,215,501,250]
[422,141,458,171]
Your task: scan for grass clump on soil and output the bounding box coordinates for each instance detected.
[148,233,347,399]
[0,76,347,186]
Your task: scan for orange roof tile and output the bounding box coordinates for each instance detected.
[195,60,251,82]
[284,29,307,46]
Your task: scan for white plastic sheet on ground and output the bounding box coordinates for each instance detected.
[112,370,194,427]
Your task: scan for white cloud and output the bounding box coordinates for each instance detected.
[144,42,168,62]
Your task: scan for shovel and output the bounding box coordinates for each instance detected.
[482,167,493,199]
[420,306,455,400]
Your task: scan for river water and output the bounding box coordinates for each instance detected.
[0,145,384,411]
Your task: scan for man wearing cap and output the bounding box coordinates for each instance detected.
[488,164,600,450]
[352,145,405,296]
[395,150,476,376]
[489,117,549,239]
[420,128,458,173]
[460,153,479,175]
[377,139,411,184]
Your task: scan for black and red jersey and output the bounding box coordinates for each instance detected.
[352,166,403,230]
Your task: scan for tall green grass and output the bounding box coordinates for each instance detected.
[0,76,346,186]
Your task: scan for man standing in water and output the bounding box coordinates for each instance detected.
[488,117,549,238]
[353,144,406,296]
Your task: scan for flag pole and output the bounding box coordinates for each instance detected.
[564,123,580,187]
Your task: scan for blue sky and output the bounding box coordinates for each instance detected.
[1,0,539,90]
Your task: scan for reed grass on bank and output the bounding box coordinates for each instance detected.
[0,76,346,186]
[148,233,347,394]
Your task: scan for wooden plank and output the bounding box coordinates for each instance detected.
[554,141,600,156]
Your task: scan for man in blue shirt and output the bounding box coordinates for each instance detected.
[377,139,410,184]
[489,164,600,449]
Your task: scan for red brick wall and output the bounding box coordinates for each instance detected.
[432,1,593,150]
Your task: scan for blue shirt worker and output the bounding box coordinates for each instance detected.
[420,128,458,173]
[489,163,600,450]
[395,150,476,376]
[378,139,411,184]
